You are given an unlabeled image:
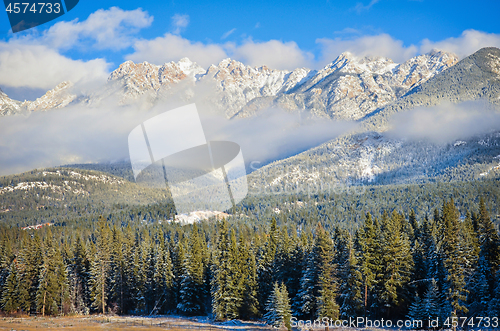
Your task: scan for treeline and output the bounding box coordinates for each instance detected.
[0,199,499,330]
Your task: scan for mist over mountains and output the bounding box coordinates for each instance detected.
[0,47,499,188]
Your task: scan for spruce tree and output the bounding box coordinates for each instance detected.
[212,219,240,320]
[477,198,500,294]
[264,282,292,330]
[338,231,363,318]
[441,200,468,318]
[377,211,413,317]
[356,212,380,317]
[1,261,19,313]
[152,230,173,314]
[316,225,339,320]
[238,237,259,319]
[89,216,111,314]
[178,224,206,315]
[36,230,68,316]
[257,217,278,310]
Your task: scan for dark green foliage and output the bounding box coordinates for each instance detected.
[0,182,498,323]
[264,282,292,330]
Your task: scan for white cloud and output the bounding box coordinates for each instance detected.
[127,35,314,70]
[221,28,236,40]
[387,101,500,143]
[0,42,109,90]
[317,33,418,65]
[0,7,152,91]
[42,7,153,50]
[420,29,500,59]
[127,33,227,68]
[232,39,314,70]
[353,0,380,13]
[171,14,189,34]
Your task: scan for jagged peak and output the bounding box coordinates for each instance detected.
[217,58,246,68]
[178,57,194,64]
[337,51,356,60]
[54,81,73,89]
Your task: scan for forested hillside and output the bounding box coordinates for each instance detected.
[0,198,498,329]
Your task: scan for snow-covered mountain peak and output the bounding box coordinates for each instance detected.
[389,50,459,90]
[176,58,206,78]
[0,49,463,120]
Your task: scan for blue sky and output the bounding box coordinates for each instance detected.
[1,0,500,99]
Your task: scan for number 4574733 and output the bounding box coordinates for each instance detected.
[5,2,61,14]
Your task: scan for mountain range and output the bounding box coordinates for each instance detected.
[1,47,500,192]
[0,49,458,120]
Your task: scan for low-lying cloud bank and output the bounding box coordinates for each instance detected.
[387,101,500,143]
[0,101,357,176]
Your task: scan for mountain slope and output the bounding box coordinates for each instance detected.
[363,47,500,130]
[247,47,500,192]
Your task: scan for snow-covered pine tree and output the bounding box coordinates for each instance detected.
[356,212,380,317]
[477,198,500,295]
[178,224,206,315]
[421,279,443,324]
[441,200,468,318]
[377,211,414,317]
[337,231,363,319]
[1,261,19,313]
[36,229,68,316]
[211,219,241,320]
[89,216,111,314]
[238,236,259,319]
[488,269,500,316]
[69,235,90,314]
[290,228,311,317]
[151,229,173,314]
[257,217,278,311]
[467,256,490,315]
[264,282,292,330]
[407,294,424,325]
[316,225,339,320]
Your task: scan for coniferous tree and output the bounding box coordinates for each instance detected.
[488,270,500,316]
[264,282,292,330]
[290,229,311,316]
[356,212,380,317]
[316,226,339,320]
[1,261,19,313]
[258,217,278,310]
[407,294,424,326]
[377,211,413,317]
[477,198,500,295]
[238,237,260,319]
[178,225,206,315]
[338,232,363,318]
[36,230,68,316]
[151,230,173,314]
[212,219,239,320]
[109,226,127,314]
[297,224,338,319]
[89,216,111,314]
[441,200,468,318]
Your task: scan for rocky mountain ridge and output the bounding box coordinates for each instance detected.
[0,82,76,115]
[0,50,458,119]
[248,47,500,191]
